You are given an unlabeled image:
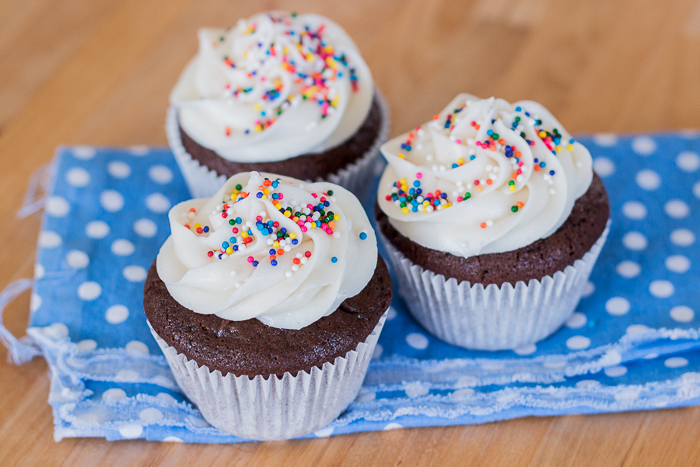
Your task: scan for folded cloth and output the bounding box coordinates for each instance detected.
[2,133,699,442]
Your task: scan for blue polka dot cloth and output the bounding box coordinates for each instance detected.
[1,132,700,443]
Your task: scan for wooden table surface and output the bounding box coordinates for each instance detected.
[1,0,700,465]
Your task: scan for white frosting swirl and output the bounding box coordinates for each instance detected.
[157,172,377,330]
[171,11,374,162]
[378,94,593,258]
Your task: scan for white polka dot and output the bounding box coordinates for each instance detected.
[636,169,661,190]
[614,388,641,403]
[622,201,647,220]
[372,343,383,360]
[116,370,139,381]
[45,196,70,217]
[649,280,674,298]
[85,220,110,239]
[566,335,591,350]
[456,376,478,388]
[644,353,659,359]
[76,407,107,424]
[188,416,210,428]
[38,231,62,249]
[406,333,429,350]
[626,324,651,335]
[450,388,475,400]
[100,190,124,212]
[125,340,149,354]
[42,323,69,340]
[681,372,700,383]
[632,136,656,155]
[129,145,149,156]
[106,305,129,324]
[665,357,689,368]
[123,265,147,282]
[163,436,183,443]
[34,264,45,280]
[566,312,587,329]
[694,181,700,199]
[78,281,101,301]
[496,393,518,404]
[592,157,615,177]
[576,380,601,388]
[66,250,89,269]
[514,343,537,355]
[383,423,403,431]
[593,133,618,147]
[151,375,175,388]
[149,165,173,184]
[107,161,131,179]
[616,261,641,278]
[102,388,127,401]
[606,297,631,316]
[134,218,157,238]
[145,193,171,213]
[604,365,628,377]
[118,424,143,439]
[111,239,135,256]
[481,362,505,370]
[543,360,567,369]
[139,408,163,421]
[156,393,178,404]
[622,231,647,250]
[671,228,695,246]
[72,145,96,160]
[670,305,694,323]
[404,381,429,398]
[386,307,397,320]
[65,167,90,187]
[582,281,595,297]
[355,388,376,403]
[666,255,690,273]
[30,293,41,313]
[314,427,334,438]
[665,199,689,219]
[676,151,700,172]
[76,339,97,351]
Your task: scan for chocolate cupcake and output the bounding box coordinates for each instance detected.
[167,11,389,201]
[376,94,610,350]
[144,171,391,440]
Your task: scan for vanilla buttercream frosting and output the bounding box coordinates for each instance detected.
[170,11,374,162]
[157,172,377,330]
[377,94,593,258]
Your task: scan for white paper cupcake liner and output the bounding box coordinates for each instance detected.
[166,90,390,201]
[147,311,387,441]
[380,222,610,351]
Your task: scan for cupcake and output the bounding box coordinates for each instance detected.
[376,94,610,350]
[144,171,392,440]
[167,11,389,201]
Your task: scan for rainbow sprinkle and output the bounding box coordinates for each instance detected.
[216,12,361,138]
[183,177,348,276]
[385,102,576,226]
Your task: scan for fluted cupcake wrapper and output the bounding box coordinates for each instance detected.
[380,223,609,351]
[147,311,387,441]
[166,90,390,201]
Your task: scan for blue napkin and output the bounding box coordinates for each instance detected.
[2,132,699,442]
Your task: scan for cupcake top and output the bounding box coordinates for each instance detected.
[377,94,593,258]
[156,171,377,330]
[171,11,374,163]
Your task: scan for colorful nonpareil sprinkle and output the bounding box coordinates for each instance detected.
[180,177,350,278]
[215,12,361,137]
[384,102,578,226]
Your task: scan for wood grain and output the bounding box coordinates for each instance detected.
[1,0,700,465]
